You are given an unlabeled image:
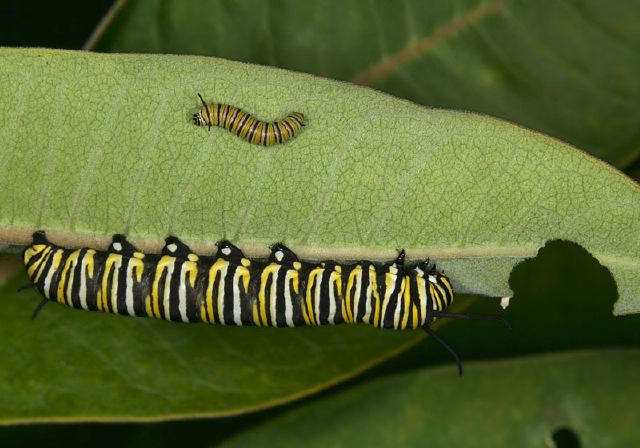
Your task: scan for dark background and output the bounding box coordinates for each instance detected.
[1,1,638,447]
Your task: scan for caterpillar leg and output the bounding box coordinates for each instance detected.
[424,312,511,376]
[31,298,48,320]
[423,325,463,376]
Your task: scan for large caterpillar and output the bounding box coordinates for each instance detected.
[193,94,305,146]
[22,231,509,375]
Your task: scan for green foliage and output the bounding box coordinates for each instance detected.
[221,350,640,447]
[1,0,639,444]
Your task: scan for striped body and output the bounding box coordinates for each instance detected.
[23,232,453,330]
[193,98,304,146]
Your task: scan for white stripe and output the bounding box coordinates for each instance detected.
[393,278,403,330]
[79,255,89,310]
[327,272,337,324]
[433,282,447,309]
[178,264,189,322]
[232,269,242,325]
[314,270,324,324]
[352,271,362,323]
[363,280,373,324]
[380,275,394,326]
[284,270,294,327]
[65,253,80,307]
[270,266,280,327]
[416,269,427,325]
[217,263,229,324]
[163,259,175,320]
[110,257,122,313]
[125,261,136,316]
[43,252,59,299]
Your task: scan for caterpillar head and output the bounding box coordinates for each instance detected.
[428,272,454,312]
[193,112,204,126]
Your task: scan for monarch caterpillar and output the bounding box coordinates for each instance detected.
[193,94,305,146]
[22,231,509,375]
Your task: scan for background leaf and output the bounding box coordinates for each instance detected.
[0,273,421,423]
[91,0,640,168]
[220,349,640,447]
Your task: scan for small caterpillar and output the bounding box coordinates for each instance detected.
[22,231,510,375]
[193,94,305,146]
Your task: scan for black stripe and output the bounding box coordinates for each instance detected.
[289,263,309,326]
[246,119,261,143]
[381,269,399,329]
[273,121,282,143]
[281,119,295,138]
[409,273,421,327]
[262,270,273,326]
[168,260,183,321]
[69,249,85,309]
[235,112,250,135]
[215,104,222,126]
[115,255,129,315]
[226,106,240,131]
[275,267,288,327]
[211,268,222,324]
[223,265,237,325]
[85,251,105,311]
[288,113,304,127]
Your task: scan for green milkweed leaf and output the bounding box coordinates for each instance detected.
[220,349,640,447]
[0,48,638,422]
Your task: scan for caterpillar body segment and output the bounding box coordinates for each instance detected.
[193,94,304,146]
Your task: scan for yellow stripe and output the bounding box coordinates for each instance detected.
[259,264,278,326]
[417,275,427,326]
[25,244,48,277]
[223,105,236,129]
[152,256,173,319]
[370,266,381,327]
[305,269,320,326]
[252,121,264,145]
[440,276,454,301]
[430,283,442,311]
[345,266,361,323]
[207,259,227,324]
[238,266,250,294]
[266,123,276,145]
[230,111,246,133]
[57,250,80,305]
[401,277,411,330]
[277,121,290,141]
[85,250,96,279]
[145,295,153,317]
[48,251,63,303]
[239,116,255,139]
[101,254,120,313]
[32,246,53,281]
